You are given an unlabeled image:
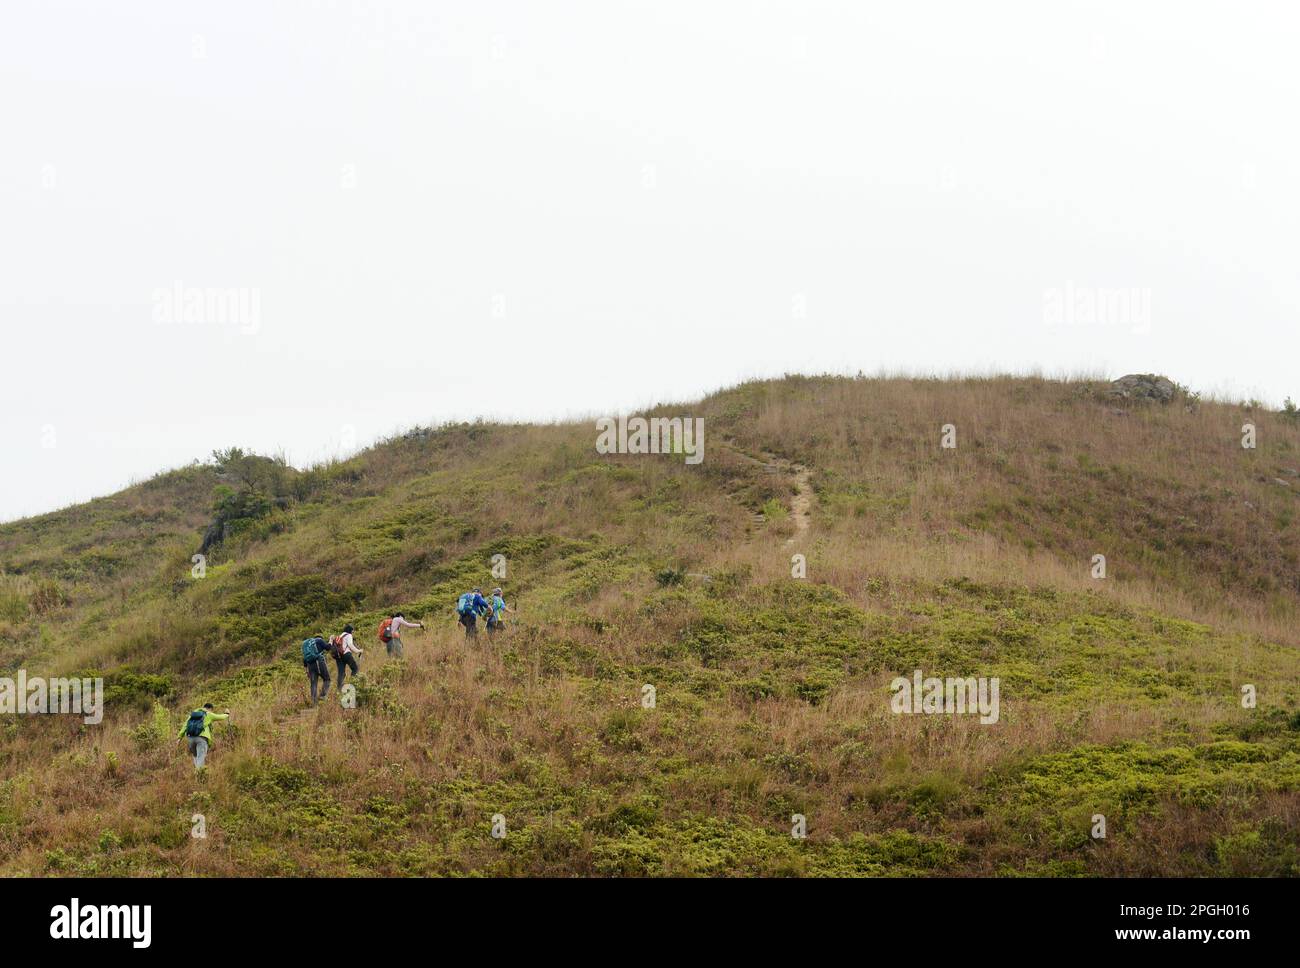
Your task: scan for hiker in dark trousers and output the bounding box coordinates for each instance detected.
[302,636,332,703]
[457,588,490,639]
[486,587,514,639]
[332,624,362,687]
[178,703,229,770]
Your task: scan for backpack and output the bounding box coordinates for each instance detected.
[328,635,344,657]
[457,593,475,616]
[378,618,393,642]
[184,709,207,737]
[302,637,322,662]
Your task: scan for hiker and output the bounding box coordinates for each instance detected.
[331,624,362,687]
[456,587,490,638]
[379,612,423,658]
[178,703,229,770]
[302,635,332,703]
[486,587,514,638]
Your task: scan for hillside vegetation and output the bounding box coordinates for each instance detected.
[1,375,1298,877]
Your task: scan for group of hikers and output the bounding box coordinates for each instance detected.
[297,587,515,704]
[457,586,514,638]
[298,622,371,704]
[179,587,516,769]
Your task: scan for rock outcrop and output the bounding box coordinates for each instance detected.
[1104,374,1177,402]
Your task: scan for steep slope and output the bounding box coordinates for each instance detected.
[1,376,1298,877]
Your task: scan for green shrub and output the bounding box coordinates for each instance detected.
[29,580,68,615]
[130,702,173,751]
[655,568,685,587]
[220,574,364,649]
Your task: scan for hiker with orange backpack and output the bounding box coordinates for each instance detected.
[378,612,423,658]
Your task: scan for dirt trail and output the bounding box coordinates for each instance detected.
[721,439,812,540]
[783,461,812,542]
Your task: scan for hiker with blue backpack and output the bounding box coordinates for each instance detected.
[178,703,230,770]
[302,635,332,703]
[457,588,490,638]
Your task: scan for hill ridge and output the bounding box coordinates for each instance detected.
[1,374,1297,876]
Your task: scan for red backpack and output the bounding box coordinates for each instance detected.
[378,618,393,643]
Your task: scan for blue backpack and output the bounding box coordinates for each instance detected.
[184,709,207,737]
[457,593,475,616]
[302,637,322,661]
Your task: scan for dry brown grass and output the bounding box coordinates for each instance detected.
[2,374,1297,876]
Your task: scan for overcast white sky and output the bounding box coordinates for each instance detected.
[2,1,1298,522]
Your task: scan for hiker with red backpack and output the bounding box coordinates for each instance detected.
[378,612,423,658]
[330,624,362,687]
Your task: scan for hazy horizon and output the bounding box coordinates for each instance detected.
[4,1,1298,521]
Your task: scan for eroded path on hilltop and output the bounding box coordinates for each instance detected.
[783,460,812,542]
[720,439,812,539]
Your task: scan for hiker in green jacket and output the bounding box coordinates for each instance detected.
[178,703,230,770]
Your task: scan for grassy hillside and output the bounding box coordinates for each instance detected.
[2,375,1298,877]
